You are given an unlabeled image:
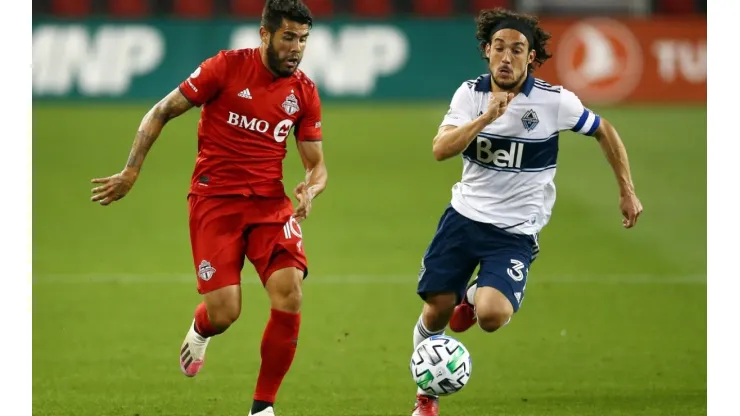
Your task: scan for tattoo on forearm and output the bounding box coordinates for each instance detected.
[124,90,193,171]
[126,130,157,169]
[126,149,138,169]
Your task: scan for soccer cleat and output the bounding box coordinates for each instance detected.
[449,278,478,333]
[248,407,275,416]
[412,394,439,416]
[179,319,210,377]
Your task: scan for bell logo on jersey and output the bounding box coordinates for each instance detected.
[477,138,524,169]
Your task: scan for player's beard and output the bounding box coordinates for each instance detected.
[492,69,526,91]
[266,40,299,78]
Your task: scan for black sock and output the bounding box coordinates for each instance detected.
[251,400,273,414]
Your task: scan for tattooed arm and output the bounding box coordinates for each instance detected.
[124,88,194,172]
[91,88,194,206]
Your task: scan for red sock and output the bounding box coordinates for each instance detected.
[253,309,301,403]
[193,302,222,338]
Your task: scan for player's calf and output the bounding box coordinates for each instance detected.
[180,285,242,377]
[473,286,514,333]
[414,293,456,357]
[420,292,457,333]
[251,267,304,414]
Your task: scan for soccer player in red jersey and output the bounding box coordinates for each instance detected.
[90,1,325,414]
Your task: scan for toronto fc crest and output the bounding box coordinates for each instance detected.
[198,260,216,281]
[282,90,300,115]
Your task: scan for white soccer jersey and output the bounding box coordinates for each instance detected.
[440,73,601,235]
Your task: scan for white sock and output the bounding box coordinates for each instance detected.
[466,282,478,306]
[189,321,208,344]
[413,314,444,397]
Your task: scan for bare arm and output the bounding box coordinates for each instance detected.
[297,141,327,197]
[432,117,494,161]
[593,118,635,196]
[90,88,194,206]
[124,88,195,177]
[432,92,513,161]
[293,141,327,222]
[593,117,644,228]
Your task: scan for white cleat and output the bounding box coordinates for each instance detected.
[248,407,275,416]
[179,319,210,377]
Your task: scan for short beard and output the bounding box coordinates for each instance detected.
[266,38,295,78]
[492,70,526,91]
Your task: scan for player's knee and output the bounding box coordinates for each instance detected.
[473,286,514,332]
[203,285,242,330]
[274,286,302,312]
[475,297,513,332]
[476,309,512,333]
[266,267,303,313]
[207,303,241,329]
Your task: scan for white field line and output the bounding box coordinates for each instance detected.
[31,273,707,285]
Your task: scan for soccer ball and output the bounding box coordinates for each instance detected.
[410,334,472,396]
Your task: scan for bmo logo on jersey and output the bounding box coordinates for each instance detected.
[468,135,559,171]
[227,112,294,142]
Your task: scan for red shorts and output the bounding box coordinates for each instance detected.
[188,194,307,294]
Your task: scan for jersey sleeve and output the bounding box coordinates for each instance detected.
[178,51,228,106]
[295,85,322,142]
[558,88,601,136]
[440,82,476,128]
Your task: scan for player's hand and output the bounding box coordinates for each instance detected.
[620,191,643,229]
[293,182,314,222]
[90,169,138,206]
[483,92,515,123]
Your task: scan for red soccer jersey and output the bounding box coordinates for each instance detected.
[178,48,323,198]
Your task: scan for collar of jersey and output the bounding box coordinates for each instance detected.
[476,73,535,97]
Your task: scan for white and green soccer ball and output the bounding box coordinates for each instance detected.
[410,335,472,396]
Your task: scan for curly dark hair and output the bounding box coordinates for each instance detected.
[261,0,313,34]
[476,8,553,73]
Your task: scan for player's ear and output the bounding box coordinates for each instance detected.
[259,26,270,45]
[485,43,491,59]
[528,49,536,64]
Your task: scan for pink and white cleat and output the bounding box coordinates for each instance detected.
[179,319,210,377]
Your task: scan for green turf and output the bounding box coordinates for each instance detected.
[32,102,707,415]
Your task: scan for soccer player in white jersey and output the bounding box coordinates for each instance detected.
[410,8,643,415]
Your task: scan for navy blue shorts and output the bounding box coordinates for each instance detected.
[417,205,539,312]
